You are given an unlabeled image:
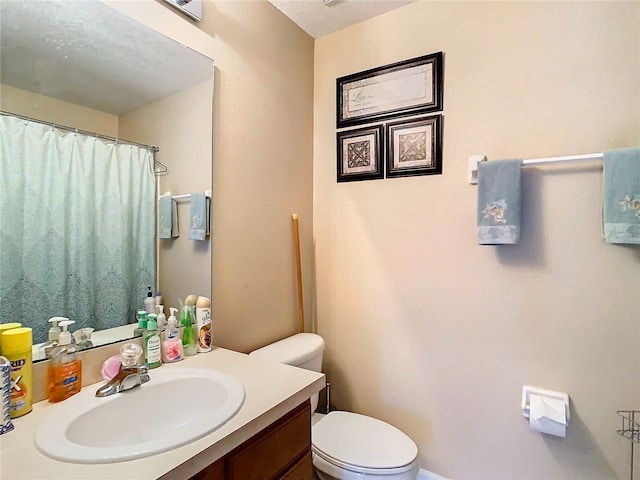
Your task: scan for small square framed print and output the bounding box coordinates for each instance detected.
[386,115,443,178]
[337,125,384,183]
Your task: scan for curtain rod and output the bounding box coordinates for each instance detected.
[0,110,168,175]
[468,152,602,184]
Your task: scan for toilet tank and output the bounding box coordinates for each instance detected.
[249,333,324,372]
[250,333,325,412]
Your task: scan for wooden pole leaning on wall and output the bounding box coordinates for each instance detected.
[292,213,305,333]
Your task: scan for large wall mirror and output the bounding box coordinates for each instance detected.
[0,0,214,361]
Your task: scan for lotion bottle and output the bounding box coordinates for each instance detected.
[144,286,155,314]
[47,320,82,403]
[161,308,183,363]
[143,314,162,369]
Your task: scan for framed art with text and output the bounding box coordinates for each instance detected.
[336,125,384,183]
[385,114,443,178]
[336,52,443,129]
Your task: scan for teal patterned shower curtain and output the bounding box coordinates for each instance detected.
[0,114,156,344]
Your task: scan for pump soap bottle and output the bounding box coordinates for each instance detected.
[48,320,82,403]
[162,308,183,363]
[144,314,162,369]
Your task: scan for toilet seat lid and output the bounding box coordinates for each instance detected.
[312,411,417,471]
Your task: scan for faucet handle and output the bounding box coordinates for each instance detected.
[120,343,143,367]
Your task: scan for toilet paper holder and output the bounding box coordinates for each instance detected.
[521,385,570,423]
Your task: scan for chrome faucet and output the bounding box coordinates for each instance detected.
[95,343,149,397]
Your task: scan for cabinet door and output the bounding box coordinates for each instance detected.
[280,453,313,480]
[227,401,311,480]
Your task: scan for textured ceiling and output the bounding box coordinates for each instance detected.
[269,0,416,38]
[0,0,213,115]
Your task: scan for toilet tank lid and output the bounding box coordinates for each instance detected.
[249,333,324,366]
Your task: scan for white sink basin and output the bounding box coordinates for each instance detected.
[35,367,245,464]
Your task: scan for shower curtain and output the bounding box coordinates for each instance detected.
[0,115,156,344]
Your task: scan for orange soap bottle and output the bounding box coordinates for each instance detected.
[47,320,82,402]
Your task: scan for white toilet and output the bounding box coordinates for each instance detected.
[250,333,418,480]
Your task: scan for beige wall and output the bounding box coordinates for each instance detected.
[119,80,214,310]
[314,2,640,479]
[202,1,315,351]
[0,84,118,136]
[112,0,315,352]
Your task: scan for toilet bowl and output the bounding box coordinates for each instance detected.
[250,334,418,480]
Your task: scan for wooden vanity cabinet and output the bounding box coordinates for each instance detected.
[189,400,313,480]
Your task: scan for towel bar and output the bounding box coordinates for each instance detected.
[468,152,603,184]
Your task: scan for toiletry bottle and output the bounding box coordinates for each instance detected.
[143,314,162,369]
[179,299,198,356]
[144,286,155,314]
[196,296,212,353]
[155,290,162,307]
[162,308,184,363]
[134,310,148,337]
[1,327,32,417]
[47,320,81,403]
[0,323,22,355]
[156,305,167,331]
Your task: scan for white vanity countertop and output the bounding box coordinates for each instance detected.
[0,347,325,480]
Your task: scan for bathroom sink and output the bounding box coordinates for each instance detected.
[35,367,245,464]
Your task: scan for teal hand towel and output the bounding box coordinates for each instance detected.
[603,147,640,244]
[477,159,523,245]
[158,195,179,239]
[189,192,210,241]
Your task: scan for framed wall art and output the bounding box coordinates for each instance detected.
[386,115,443,178]
[336,125,384,183]
[336,52,443,129]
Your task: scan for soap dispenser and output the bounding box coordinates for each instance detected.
[47,320,82,402]
[161,308,183,363]
[143,314,162,369]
